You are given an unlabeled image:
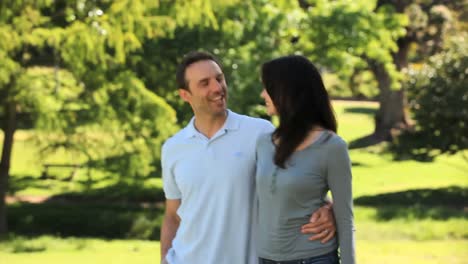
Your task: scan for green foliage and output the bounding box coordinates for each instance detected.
[0,0,183,180]
[14,67,84,130]
[298,0,407,90]
[216,0,300,117]
[133,0,301,123]
[406,3,455,61]
[394,35,468,159]
[78,71,178,178]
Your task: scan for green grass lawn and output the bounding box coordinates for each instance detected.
[1,100,467,263]
[1,237,467,264]
[0,236,160,264]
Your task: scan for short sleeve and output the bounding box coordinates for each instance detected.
[161,141,182,199]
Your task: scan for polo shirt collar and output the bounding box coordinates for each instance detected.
[184,109,240,139]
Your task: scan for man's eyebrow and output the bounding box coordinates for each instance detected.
[197,77,210,84]
[195,72,223,85]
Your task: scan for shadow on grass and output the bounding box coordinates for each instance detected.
[351,161,369,167]
[388,130,468,162]
[348,134,382,149]
[7,202,164,240]
[354,186,468,221]
[388,131,439,162]
[343,106,376,116]
[44,182,166,204]
[7,182,166,240]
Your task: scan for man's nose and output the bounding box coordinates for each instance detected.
[211,80,223,93]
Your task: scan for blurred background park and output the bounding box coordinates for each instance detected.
[0,0,467,263]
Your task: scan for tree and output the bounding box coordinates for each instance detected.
[368,0,457,141]
[296,0,458,141]
[0,0,184,236]
[296,0,406,140]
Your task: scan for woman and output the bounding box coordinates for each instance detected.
[256,55,355,264]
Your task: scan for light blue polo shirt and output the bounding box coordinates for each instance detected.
[162,110,274,264]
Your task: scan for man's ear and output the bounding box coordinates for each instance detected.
[179,88,191,103]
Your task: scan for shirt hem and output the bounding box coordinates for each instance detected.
[258,244,338,261]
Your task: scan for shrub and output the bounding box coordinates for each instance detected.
[394,36,468,160]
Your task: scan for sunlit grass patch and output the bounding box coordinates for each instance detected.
[0,236,160,264]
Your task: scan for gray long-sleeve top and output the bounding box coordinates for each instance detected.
[255,131,355,264]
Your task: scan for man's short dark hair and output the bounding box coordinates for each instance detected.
[176,51,223,90]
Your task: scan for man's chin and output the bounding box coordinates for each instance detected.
[212,106,227,115]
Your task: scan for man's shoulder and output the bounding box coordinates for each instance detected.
[256,131,273,147]
[162,126,190,151]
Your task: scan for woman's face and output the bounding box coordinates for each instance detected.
[260,88,278,116]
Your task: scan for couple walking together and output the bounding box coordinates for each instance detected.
[161,52,355,264]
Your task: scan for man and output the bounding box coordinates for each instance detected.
[161,51,336,264]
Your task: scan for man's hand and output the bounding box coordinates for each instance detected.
[161,199,181,263]
[301,203,336,243]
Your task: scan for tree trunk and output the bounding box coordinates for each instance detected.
[395,36,410,69]
[374,89,408,141]
[348,68,365,99]
[365,25,413,141]
[0,102,16,237]
[369,60,410,141]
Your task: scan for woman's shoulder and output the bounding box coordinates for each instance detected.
[322,131,348,149]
